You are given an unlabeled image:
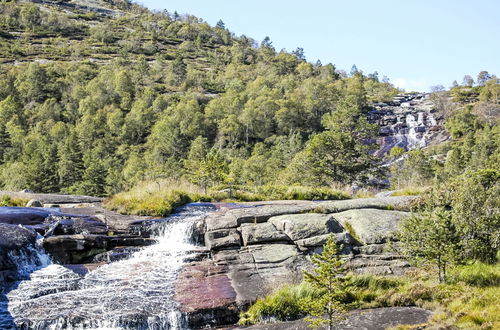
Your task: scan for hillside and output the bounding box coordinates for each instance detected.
[0,0,403,196]
[0,0,498,200]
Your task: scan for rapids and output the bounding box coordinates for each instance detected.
[1,204,215,329]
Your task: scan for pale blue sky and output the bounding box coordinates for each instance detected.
[138,0,499,91]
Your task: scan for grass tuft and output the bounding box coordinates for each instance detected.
[238,282,323,325]
[0,195,29,207]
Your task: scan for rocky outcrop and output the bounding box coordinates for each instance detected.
[0,196,158,271]
[178,197,416,327]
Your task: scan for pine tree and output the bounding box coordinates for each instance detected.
[300,235,348,330]
[398,207,460,282]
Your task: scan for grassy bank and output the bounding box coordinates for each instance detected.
[239,261,500,329]
[0,195,29,207]
[104,179,350,217]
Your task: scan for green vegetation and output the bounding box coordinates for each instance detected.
[239,282,323,325]
[240,262,500,329]
[0,195,28,207]
[105,179,349,216]
[301,235,348,329]
[0,0,398,197]
[399,169,499,275]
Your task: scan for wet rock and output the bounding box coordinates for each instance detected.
[269,214,343,241]
[48,215,109,236]
[0,223,37,251]
[26,200,43,208]
[42,234,109,264]
[0,223,38,273]
[333,209,410,244]
[0,207,52,226]
[240,223,290,246]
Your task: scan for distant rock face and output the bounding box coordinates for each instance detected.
[369,93,449,157]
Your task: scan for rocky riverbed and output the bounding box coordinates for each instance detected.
[0,191,428,329]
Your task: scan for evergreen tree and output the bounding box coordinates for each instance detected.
[300,235,348,329]
[398,207,460,283]
[287,95,377,185]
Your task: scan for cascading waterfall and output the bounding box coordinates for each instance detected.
[405,113,427,149]
[2,204,214,330]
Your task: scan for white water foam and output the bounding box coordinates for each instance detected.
[4,205,213,329]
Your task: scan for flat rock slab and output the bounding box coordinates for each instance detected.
[233,307,432,329]
[269,214,343,241]
[59,206,154,233]
[240,223,290,246]
[333,209,410,244]
[0,207,56,225]
[315,196,417,213]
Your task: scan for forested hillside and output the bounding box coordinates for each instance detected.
[0,0,499,201]
[0,0,399,196]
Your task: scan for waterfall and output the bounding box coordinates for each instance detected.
[7,235,52,279]
[3,204,214,329]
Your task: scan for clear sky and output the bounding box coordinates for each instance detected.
[138,0,499,92]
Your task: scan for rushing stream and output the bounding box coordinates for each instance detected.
[1,204,215,329]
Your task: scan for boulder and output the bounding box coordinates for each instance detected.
[26,200,43,208]
[333,208,410,244]
[239,223,290,246]
[204,229,241,250]
[269,213,343,241]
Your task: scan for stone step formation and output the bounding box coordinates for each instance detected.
[0,193,421,329]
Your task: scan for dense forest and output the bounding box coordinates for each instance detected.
[0,0,399,196]
[0,0,498,201]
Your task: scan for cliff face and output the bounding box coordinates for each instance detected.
[369,93,450,157]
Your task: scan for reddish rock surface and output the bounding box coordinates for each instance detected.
[176,261,240,327]
[176,263,237,312]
